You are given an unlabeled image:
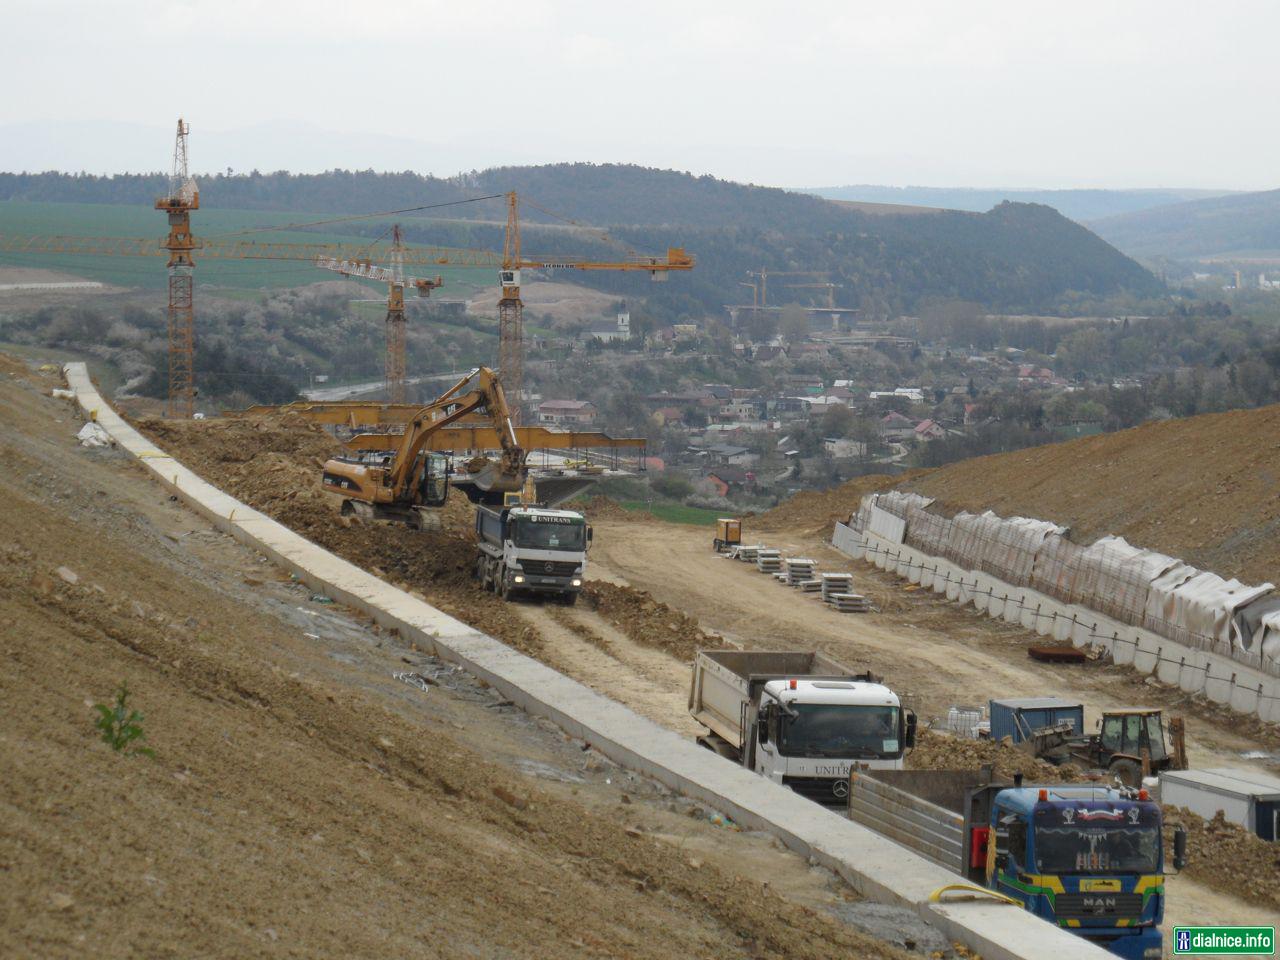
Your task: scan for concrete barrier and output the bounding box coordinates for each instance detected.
[63,365,1111,960]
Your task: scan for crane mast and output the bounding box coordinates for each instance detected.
[155,118,199,418]
[498,192,524,424]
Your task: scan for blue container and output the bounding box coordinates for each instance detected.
[988,698,1084,744]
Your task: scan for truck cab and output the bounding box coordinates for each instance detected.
[755,678,911,804]
[689,650,914,807]
[984,786,1164,960]
[475,504,590,603]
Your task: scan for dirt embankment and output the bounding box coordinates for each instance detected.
[902,404,1280,584]
[582,581,721,663]
[753,474,916,537]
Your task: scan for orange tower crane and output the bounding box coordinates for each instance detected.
[155,119,200,417]
[743,269,828,309]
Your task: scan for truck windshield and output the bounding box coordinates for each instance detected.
[1034,807,1161,874]
[779,704,900,759]
[513,517,585,551]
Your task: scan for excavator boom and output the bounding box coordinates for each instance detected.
[321,366,524,523]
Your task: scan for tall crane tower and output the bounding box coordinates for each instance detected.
[315,224,442,403]
[155,119,200,417]
[493,191,694,422]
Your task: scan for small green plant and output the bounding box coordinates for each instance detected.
[93,683,155,758]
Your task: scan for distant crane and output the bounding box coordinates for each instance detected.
[155,119,200,417]
[782,281,842,309]
[0,134,694,417]
[743,269,828,309]
[315,224,442,404]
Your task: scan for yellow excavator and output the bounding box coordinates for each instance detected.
[321,366,524,527]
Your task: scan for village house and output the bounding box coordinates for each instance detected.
[704,465,752,497]
[914,418,946,442]
[878,410,917,442]
[538,399,598,426]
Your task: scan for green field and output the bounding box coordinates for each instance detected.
[617,500,723,526]
[0,200,494,296]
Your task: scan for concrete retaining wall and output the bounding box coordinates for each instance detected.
[833,524,1280,725]
[63,364,1111,960]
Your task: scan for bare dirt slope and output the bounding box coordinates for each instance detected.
[1,362,913,960]
[899,405,1280,584]
[754,405,1280,584]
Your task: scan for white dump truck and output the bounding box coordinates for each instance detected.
[688,650,915,806]
[474,503,590,603]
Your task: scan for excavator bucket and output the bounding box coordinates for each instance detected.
[472,461,525,494]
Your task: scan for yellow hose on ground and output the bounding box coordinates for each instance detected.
[928,884,1022,906]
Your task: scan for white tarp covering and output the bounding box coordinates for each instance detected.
[1029,533,1085,604]
[846,494,1280,668]
[975,515,1066,586]
[1146,569,1274,650]
[904,502,952,556]
[872,491,934,519]
[1236,596,1280,656]
[1257,607,1280,665]
[1068,535,1180,627]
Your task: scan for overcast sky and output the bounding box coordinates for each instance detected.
[2,0,1276,190]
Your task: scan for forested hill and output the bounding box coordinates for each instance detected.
[0,166,1163,313]
[1090,187,1280,260]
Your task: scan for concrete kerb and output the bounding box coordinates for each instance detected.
[62,365,1111,960]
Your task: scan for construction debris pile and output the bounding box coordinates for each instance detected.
[906,728,1080,782]
[582,581,720,663]
[1162,806,1280,909]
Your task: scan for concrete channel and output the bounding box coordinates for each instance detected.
[64,363,1111,960]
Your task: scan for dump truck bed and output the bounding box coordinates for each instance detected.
[688,649,864,751]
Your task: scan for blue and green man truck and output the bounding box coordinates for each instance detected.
[847,768,1182,960]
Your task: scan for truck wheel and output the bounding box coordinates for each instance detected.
[561,592,578,607]
[1109,758,1143,788]
[474,556,484,582]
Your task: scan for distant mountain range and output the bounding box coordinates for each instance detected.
[1088,188,1280,261]
[802,185,1233,224]
[0,165,1163,313]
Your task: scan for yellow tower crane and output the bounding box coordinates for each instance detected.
[493,191,694,422]
[314,223,443,404]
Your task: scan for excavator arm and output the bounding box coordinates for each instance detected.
[387,366,524,498]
